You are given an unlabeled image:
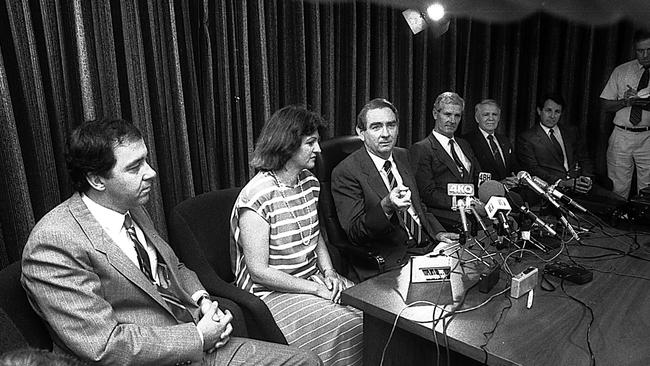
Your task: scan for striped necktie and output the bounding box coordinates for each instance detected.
[449,139,468,179]
[123,214,194,323]
[383,161,423,245]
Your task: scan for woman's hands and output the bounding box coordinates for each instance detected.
[313,269,347,304]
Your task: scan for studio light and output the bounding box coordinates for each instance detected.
[402,2,450,37]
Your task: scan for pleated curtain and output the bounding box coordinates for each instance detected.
[0,0,638,268]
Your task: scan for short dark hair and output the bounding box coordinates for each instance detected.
[537,92,565,110]
[66,118,143,192]
[356,98,399,131]
[633,29,650,44]
[251,105,325,171]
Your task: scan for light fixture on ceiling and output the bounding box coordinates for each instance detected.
[402,2,450,37]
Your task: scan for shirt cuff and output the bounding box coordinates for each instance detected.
[191,290,210,305]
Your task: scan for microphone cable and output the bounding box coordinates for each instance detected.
[559,279,596,366]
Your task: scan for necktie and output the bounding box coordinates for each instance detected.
[548,128,565,166]
[383,161,423,245]
[487,135,507,177]
[630,66,649,125]
[448,139,468,179]
[124,214,154,281]
[123,214,194,323]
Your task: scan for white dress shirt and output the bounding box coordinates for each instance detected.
[539,124,569,171]
[431,130,471,172]
[82,194,160,283]
[366,149,421,225]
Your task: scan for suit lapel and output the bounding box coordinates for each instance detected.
[68,194,173,315]
[428,134,463,181]
[358,149,390,199]
[559,126,575,169]
[393,151,434,238]
[534,125,564,166]
[496,135,511,170]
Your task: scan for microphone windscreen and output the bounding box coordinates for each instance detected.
[478,180,505,203]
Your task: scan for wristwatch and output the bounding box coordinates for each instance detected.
[197,293,210,306]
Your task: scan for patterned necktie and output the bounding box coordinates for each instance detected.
[123,214,194,323]
[487,135,507,177]
[548,128,565,165]
[630,66,649,125]
[448,139,468,179]
[123,213,154,281]
[383,161,423,245]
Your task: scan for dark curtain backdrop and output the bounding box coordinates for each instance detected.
[0,0,639,269]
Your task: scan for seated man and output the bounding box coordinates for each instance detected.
[21,118,320,366]
[516,93,624,209]
[409,92,482,228]
[331,98,458,281]
[462,99,518,188]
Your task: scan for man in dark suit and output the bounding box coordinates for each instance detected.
[331,98,458,281]
[462,99,518,188]
[21,119,319,366]
[517,93,624,204]
[409,92,482,227]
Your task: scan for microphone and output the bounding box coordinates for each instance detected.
[457,198,470,234]
[467,197,488,233]
[516,171,561,209]
[531,176,588,213]
[485,196,512,233]
[519,205,557,237]
[505,188,557,237]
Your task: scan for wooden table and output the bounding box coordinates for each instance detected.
[341,230,650,366]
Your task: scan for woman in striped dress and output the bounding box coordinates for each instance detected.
[230,105,363,366]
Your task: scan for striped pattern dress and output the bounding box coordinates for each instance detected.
[230,170,363,366]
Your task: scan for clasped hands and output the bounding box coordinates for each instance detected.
[197,297,233,353]
[314,269,346,304]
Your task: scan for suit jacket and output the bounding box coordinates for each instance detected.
[409,134,481,211]
[463,129,517,181]
[331,147,445,280]
[21,193,208,366]
[516,124,594,184]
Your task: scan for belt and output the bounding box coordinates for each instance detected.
[615,125,650,132]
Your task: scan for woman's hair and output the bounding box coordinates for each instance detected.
[250,105,325,171]
[66,118,142,192]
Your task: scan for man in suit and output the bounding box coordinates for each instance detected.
[462,99,518,188]
[21,119,320,366]
[331,98,458,281]
[409,92,482,227]
[517,93,624,203]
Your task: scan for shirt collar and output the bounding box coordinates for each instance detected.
[538,123,559,136]
[478,127,495,140]
[81,193,130,235]
[432,129,455,146]
[366,148,395,172]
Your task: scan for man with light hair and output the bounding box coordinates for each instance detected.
[409,92,481,228]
